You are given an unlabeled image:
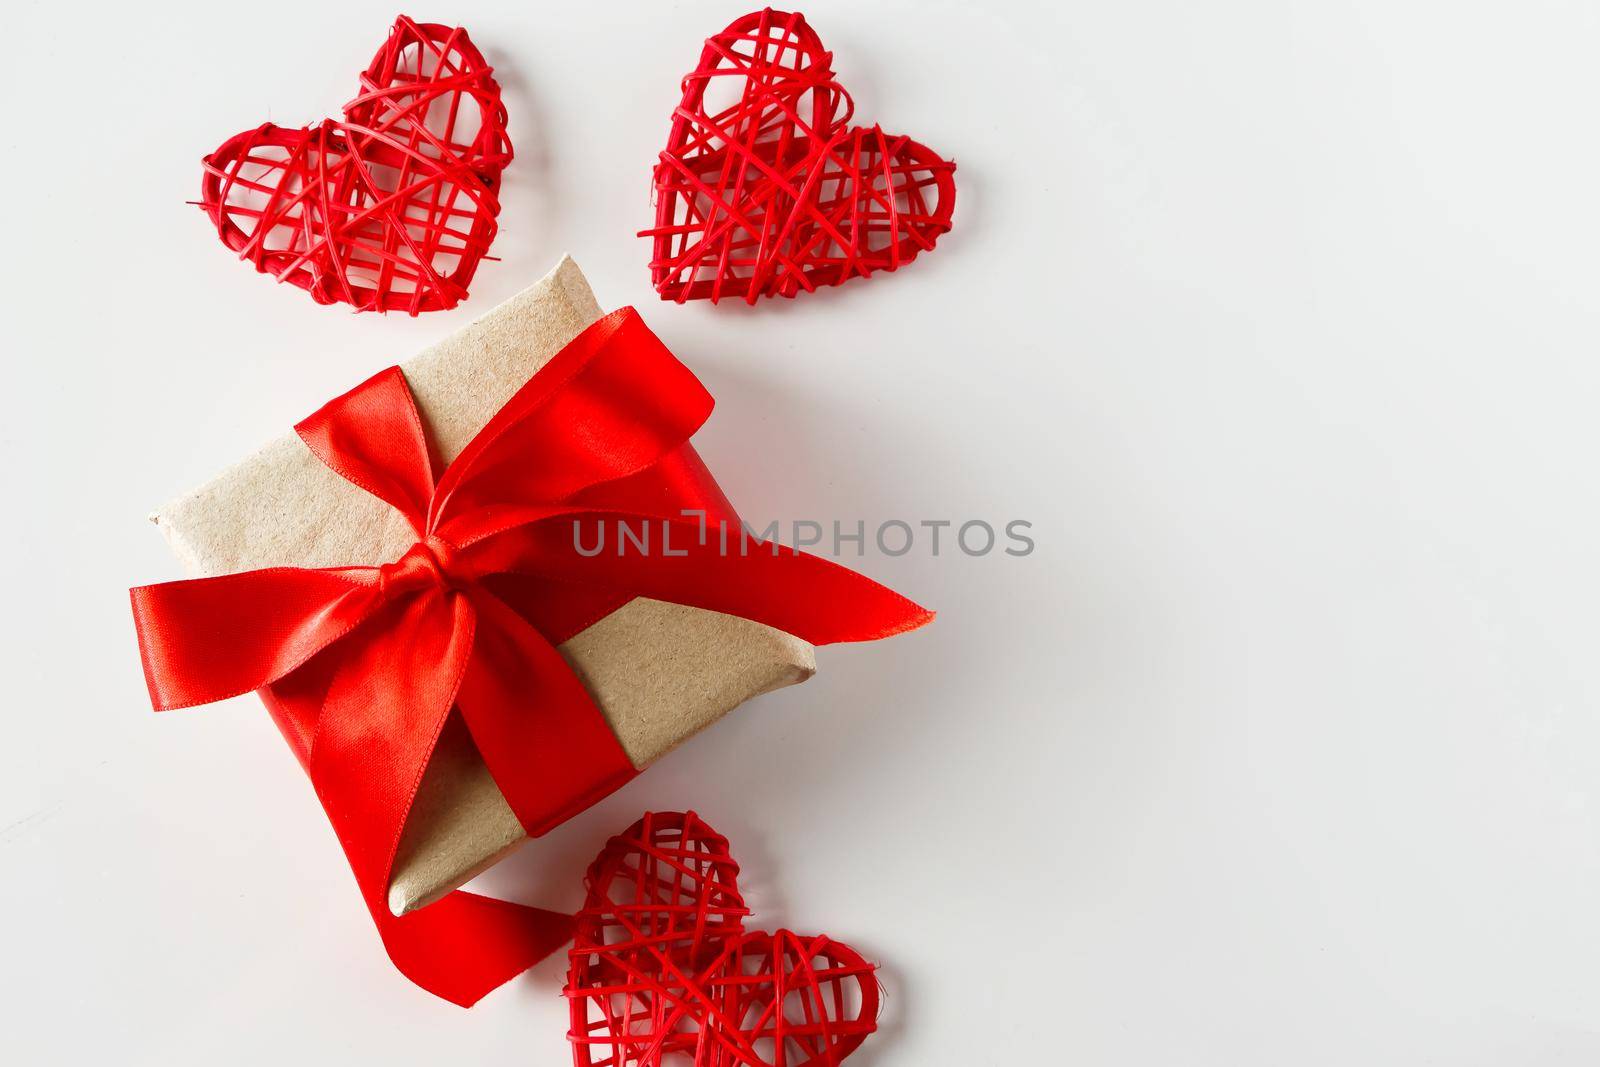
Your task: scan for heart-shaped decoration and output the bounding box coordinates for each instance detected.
[567,811,879,1067]
[643,9,957,304]
[200,16,511,314]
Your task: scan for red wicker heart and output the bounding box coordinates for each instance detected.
[643,8,957,304]
[200,16,511,314]
[567,812,879,1067]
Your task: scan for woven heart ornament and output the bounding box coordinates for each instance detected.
[567,812,879,1067]
[200,16,511,314]
[644,9,957,304]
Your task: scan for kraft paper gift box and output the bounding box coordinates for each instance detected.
[150,257,816,915]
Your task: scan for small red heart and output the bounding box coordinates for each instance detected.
[644,8,957,304]
[567,812,879,1067]
[200,17,511,314]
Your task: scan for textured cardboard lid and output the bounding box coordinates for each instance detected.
[150,258,815,915]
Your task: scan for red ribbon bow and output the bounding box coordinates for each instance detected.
[130,309,930,1005]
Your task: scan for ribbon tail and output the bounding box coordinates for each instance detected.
[469,514,934,646]
[456,587,638,836]
[371,890,574,1008]
[305,587,570,1005]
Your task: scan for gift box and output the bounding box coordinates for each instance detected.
[133,257,927,1004]
[150,257,819,914]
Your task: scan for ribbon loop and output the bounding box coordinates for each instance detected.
[130,567,384,710]
[297,365,437,534]
[429,309,714,533]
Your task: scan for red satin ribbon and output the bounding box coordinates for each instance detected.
[130,309,931,1006]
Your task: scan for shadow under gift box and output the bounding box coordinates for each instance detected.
[150,257,816,916]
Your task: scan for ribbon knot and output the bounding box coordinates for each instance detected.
[379,536,459,598]
[130,307,931,1007]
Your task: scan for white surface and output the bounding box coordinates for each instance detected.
[3,0,1598,1062]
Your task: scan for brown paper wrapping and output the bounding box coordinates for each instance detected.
[151,258,816,915]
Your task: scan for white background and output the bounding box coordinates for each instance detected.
[4,0,1599,1062]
